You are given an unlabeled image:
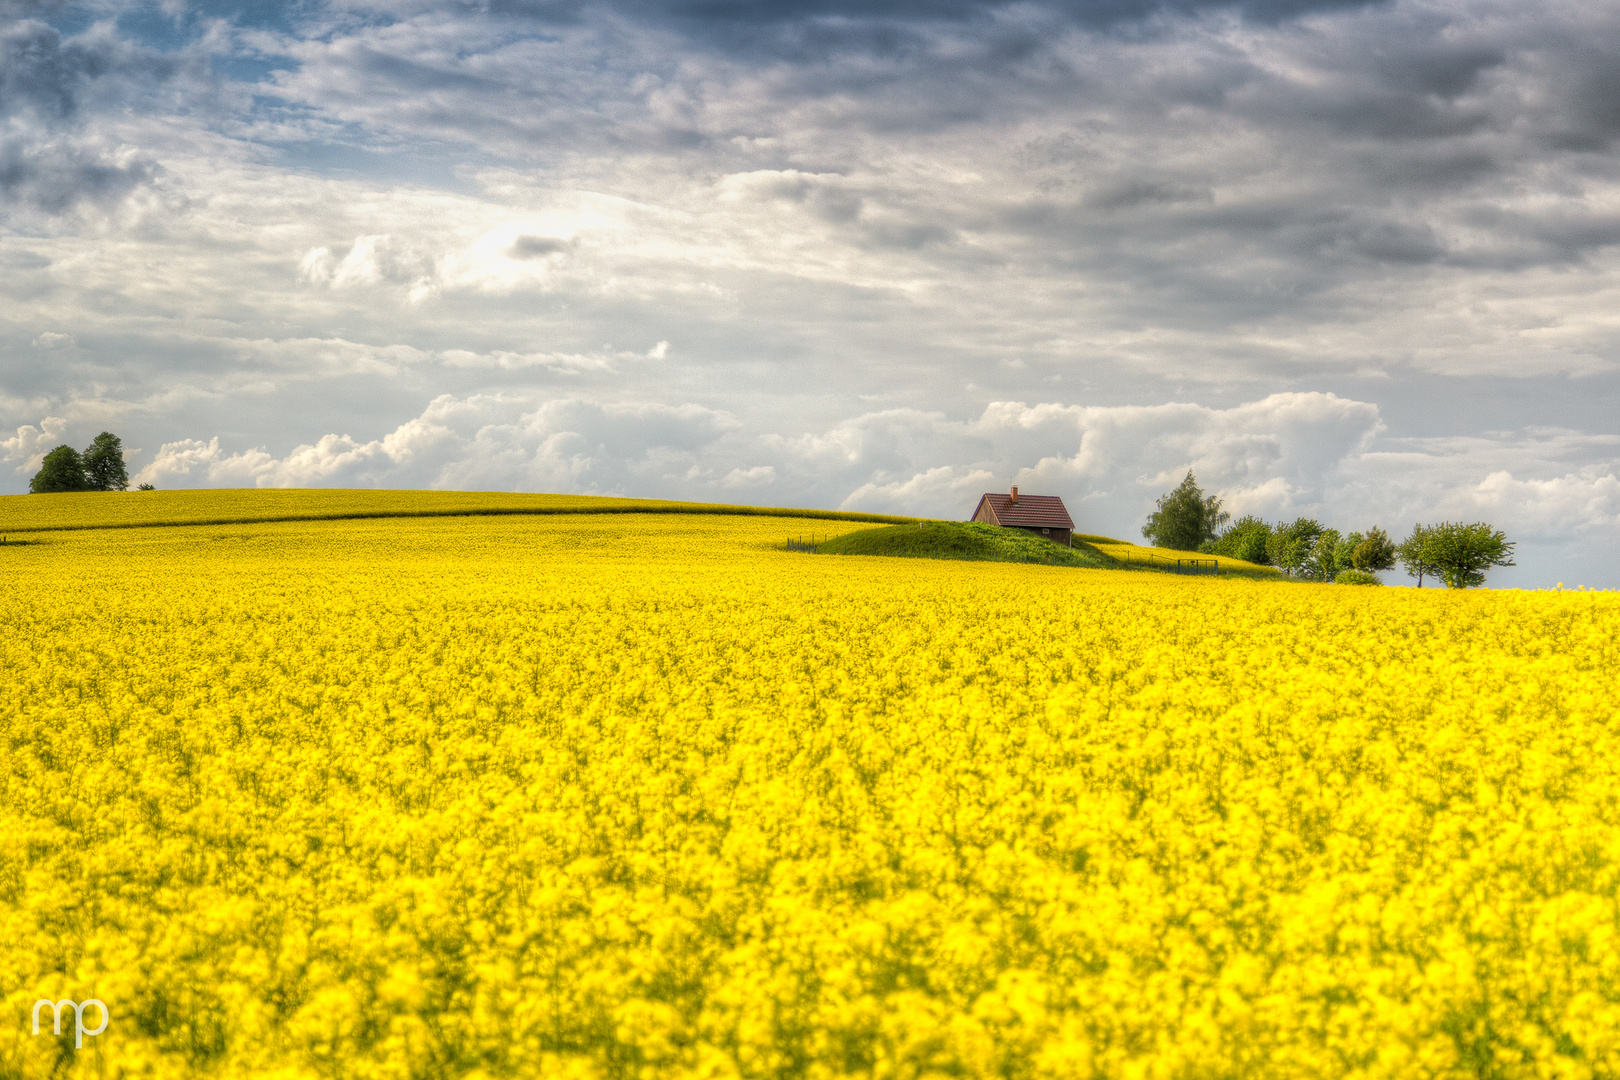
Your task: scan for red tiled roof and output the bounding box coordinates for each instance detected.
[974,493,1074,529]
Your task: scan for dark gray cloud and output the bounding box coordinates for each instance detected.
[0,136,156,211]
[1,18,113,120]
[0,0,69,18]
[0,18,185,214]
[360,0,1386,27]
[436,0,1391,52]
[507,234,574,258]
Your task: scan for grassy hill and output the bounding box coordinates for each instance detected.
[809,521,1281,578]
[814,521,1116,567]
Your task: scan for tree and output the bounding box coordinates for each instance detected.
[1424,521,1515,588]
[1142,471,1229,552]
[1397,524,1435,586]
[1302,528,1343,581]
[1334,531,1364,575]
[82,432,129,491]
[1265,517,1325,577]
[1350,527,1397,573]
[29,445,90,493]
[1202,514,1271,564]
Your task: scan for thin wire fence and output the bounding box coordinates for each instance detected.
[1112,550,1222,575]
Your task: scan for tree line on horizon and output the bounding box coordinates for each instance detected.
[1142,472,1516,588]
[28,432,151,493]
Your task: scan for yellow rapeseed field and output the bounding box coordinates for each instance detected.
[2,493,1618,1080]
[1086,540,1279,575]
[0,488,915,534]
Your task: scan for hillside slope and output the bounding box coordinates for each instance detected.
[1087,538,1282,577]
[813,520,1279,577]
[0,488,918,534]
[815,521,1115,567]
[2,490,1280,578]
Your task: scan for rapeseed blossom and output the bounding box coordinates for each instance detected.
[1,497,1617,1079]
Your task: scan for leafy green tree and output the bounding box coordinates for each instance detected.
[1142,471,1229,552]
[1350,527,1397,572]
[1425,522,1516,588]
[1397,524,1439,587]
[29,445,90,493]
[1334,531,1364,575]
[1265,517,1324,577]
[1302,528,1343,581]
[1335,569,1383,585]
[1202,515,1271,564]
[82,431,129,492]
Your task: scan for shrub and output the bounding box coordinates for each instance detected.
[1335,568,1383,586]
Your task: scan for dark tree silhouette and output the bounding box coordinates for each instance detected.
[83,432,130,491]
[29,445,90,493]
[1350,527,1397,572]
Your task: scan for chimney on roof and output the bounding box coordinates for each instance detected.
[1010,486,1019,503]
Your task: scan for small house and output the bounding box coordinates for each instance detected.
[970,487,1075,547]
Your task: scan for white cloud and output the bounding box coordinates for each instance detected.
[134,436,230,487]
[438,349,616,374]
[134,395,740,493]
[1469,469,1620,538]
[841,466,998,515]
[721,465,776,488]
[993,392,1385,503]
[299,234,432,293]
[1,416,69,474]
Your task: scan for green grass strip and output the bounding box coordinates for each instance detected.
[808,521,1117,568]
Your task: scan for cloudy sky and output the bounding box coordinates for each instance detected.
[3,0,1618,585]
